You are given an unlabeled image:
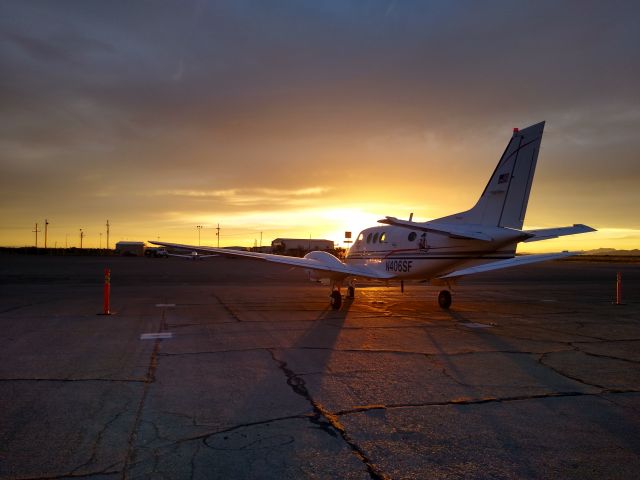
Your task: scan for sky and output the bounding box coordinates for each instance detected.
[1,0,639,252]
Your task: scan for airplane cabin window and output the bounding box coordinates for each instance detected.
[379,232,386,243]
[372,232,379,243]
[408,232,417,241]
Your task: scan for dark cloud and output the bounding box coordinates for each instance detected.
[1,0,639,245]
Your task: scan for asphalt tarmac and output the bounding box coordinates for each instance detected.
[1,253,639,479]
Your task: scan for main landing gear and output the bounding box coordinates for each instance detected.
[329,282,355,310]
[438,290,452,309]
[330,290,342,310]
[329,282,451,310]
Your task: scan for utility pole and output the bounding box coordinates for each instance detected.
[197,225,203,246]
[80,229,84,249]
[106,220,110,250]
[32,223,40,247]
[44,219,49,249]
[216,223,220,248]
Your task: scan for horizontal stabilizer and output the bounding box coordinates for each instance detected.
[437,251,579,280]
[378,217,493,241]
[522,224,596,242]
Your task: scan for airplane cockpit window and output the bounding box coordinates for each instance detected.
[408,232,417,241]
[372,232,379,243]
[366,233,372,243]
[379,232,386,243]
[357,232,364,241]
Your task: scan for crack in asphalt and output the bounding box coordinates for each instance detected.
[157,345,573,358]
[266,349,390,480]
[212,293,243,322]
[538,352,607,389]
[12,467,122,479]
[157,347,269,357]
[0,297,56,314]
[0,378,146,383]
[132,413,313,452]
[573,337,640,344]
[575,349,640,364]
[332,390,640,416]
[189,441,201,480]
[121,306,166,479]
[69,403,131,476]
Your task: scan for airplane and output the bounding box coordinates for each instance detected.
[167,250,218,260]
[152,121,595,310]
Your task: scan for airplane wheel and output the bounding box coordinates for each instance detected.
[347,286,355,298]
[330,290,342,310]
[438,290,452,309]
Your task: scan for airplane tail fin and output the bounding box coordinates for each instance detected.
[440,121,545,229]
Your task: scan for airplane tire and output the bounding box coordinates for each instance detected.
[347,286,355,298]
[330,291,342,310]
[438,290,452,309]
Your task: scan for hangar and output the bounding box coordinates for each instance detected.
[115,241,146,256]
[271,238,334,256]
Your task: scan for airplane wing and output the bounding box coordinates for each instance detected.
[378,216,494,241]
[436,251,579,280]
[166,253,219,259]
[150,241,395,280]
[522,224,596,242]
[166,253,192,258]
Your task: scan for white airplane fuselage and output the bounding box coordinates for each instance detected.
[344,225,523,280]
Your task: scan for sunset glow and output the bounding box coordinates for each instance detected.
[1,2,638,252]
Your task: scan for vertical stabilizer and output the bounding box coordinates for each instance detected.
[439,121,544,229]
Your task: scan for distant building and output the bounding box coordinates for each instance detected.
[271,238,334,256]
[115,241,146,256]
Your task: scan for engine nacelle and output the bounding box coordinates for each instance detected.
[303,251,348,281]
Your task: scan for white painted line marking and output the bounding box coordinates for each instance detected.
[140,333,174,340]
[460,322,492,329]
[156,303,176,307]
[540,299,557,303]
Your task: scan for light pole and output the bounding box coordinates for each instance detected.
[80,229,84,249]
[44,219,49,249]
[216,223,220,248]
[32,223,40,248]
[196,225,203,246]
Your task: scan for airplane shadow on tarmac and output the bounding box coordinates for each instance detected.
[196,295,354,461]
